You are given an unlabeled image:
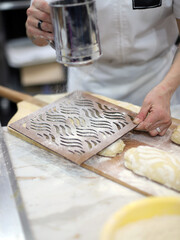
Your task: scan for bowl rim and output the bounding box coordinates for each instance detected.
[100,196,180,240]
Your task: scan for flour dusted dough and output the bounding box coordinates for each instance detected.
[124,146,180,191]
[171,125,180,145]
[98,139,125,157]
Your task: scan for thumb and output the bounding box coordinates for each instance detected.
[133,103,150,125]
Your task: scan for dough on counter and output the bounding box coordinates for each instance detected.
[124,146,180,191]
[171,125,180,145]
[98,139,125,157]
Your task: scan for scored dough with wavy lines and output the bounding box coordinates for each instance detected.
[98,139,125,157]
[171,125,180,145]
[124,146,180,191]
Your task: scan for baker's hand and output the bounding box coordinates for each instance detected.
[133,85,172,136]
[26,0,54,46]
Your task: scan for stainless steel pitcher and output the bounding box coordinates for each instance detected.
[49,0,102,66]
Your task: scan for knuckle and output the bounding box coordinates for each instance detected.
[26,18,31,26]
[144,125,149,131]
[41,12,48,21]
[149,131,157,137]
[26,8,31,16]
[164,116,172,125]
[38,0,50,11]
[159,131,166,136]
[43,22,48,29]
[143,122,151,131]
[34,0,39,5]
[41,1,48,9]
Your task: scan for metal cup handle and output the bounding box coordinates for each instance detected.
[49,40,55,49]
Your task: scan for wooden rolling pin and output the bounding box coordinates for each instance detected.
[0,85,47,107]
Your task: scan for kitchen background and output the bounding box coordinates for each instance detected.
[0,0,67,126]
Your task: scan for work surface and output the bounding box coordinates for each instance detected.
[3,127,143,240]
[2,95,180,240]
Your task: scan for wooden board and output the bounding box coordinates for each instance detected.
[8,94,180,197]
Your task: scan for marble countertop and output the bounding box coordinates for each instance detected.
[2,104,180,240]
[3,127,144,240]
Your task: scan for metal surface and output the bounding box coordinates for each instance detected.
[0,124,34,240]
[9,91,136,165]
[49,0,102,66]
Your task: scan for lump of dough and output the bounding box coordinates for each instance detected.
[124,146,180,191]
[98,139,125,157]
[171,125,180,145]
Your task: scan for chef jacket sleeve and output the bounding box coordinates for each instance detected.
[174,0,180,19]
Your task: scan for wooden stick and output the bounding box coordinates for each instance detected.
[0,85,47,107]
[82,163,153,196]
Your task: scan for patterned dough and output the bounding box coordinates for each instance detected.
[124,146,180,191]
[98,139,125,157]
[171,125,180,145]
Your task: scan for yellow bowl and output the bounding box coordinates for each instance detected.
[100,196,180,240]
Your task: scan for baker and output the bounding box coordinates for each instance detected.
[26,0,180,137]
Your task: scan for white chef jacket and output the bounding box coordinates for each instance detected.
[67,0,180,105]
[31,0,180,105]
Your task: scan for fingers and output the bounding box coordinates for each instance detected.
[27,6,52,26]
[26,15,53,33]
[133,101,152,125]
[148,122,171,136]
[32,0,51,15]
[26,23,53,41]
[134,109,172,136]
[26,0,54,44]
[133,96,172,137]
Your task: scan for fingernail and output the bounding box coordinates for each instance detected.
[133,117,141,124]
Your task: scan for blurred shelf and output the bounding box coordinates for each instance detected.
[5,37,56,68]
[0,1,30,11]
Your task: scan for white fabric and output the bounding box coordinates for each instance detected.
[67,0,180,105]
[30,0,180,105]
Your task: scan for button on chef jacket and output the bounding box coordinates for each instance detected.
[67,0,180,106]
[31,0,180,106]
